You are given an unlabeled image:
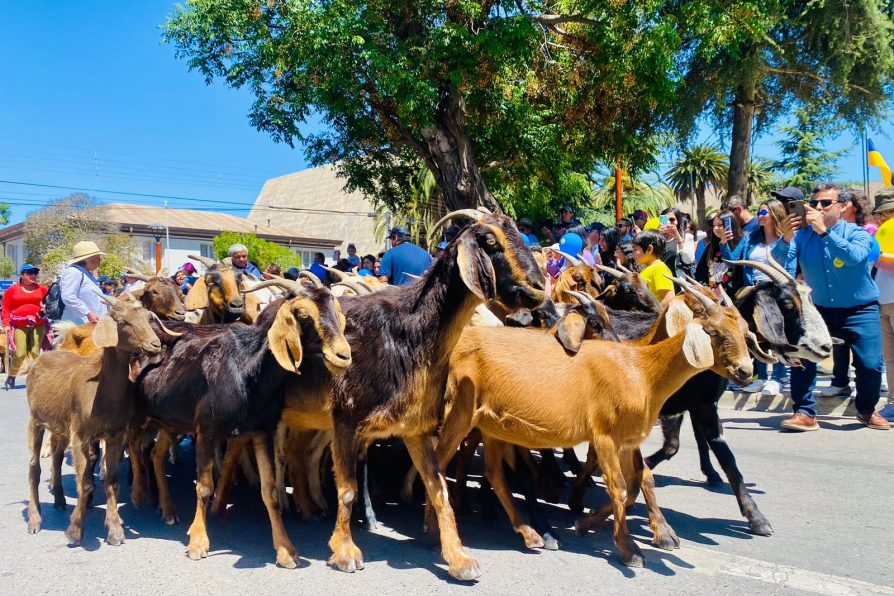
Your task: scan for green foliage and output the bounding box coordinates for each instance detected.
[587,167,675,225]
[773,108,849,195]
[162,1,735,212]
[211,231,303,269]
[0,203,9,225]
[666,144,728,222]
[0,256,15,279]
[747,158,780,204]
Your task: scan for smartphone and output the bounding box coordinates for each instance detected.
[787,200,808,228]
[721,215,733,233]
[659,214,669,226]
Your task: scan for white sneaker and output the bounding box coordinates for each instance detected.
[818,384,852,398]
[882,376,889,393]
[879,402,894,423]
[739,380,766,393]
[761,380,781,396]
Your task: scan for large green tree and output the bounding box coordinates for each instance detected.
[164,1,741,213]
[675,0,894,199]
[772,108,849,194]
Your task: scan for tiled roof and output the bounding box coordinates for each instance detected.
[248,164,383,256]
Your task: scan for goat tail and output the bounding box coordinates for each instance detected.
[50,321,77,348]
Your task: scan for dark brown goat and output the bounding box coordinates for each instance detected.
[279,208,546,581]
[135,278,351,568]
[26,295,176,546]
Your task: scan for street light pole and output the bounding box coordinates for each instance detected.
[149,223,165,274]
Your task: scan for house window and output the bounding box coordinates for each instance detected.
[200,243,215,259]
[141,240,154,264]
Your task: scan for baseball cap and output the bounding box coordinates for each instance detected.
[873,189,894,214]
[517,217,533,228]
[388,225,410,237]
[19,263,39,274]
[587,222,605,233]
[770,187,804,202]
[436,241,449,250]
[560,204,573,213]
[631,209,648,221]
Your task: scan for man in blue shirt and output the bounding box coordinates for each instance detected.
[783,183,890,431]
[228,243,263,279]
[378,225,432,286]
[727,195,759,234]
[308,252,330,285]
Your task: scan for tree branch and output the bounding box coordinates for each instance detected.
[531,14,601,28]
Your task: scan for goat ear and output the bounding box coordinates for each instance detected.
[92,316,119,348]
[268,302,303,373]
[556,311,586,354]
[682,323,714,369]
[184,275,209,310]
[753,292,789,347]
[665,300,694,336]
[456,234,496,302]
[129,287,145,301]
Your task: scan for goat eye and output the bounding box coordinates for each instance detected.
[485,234,497,246]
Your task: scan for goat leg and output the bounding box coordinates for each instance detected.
[632,449,679,550]
[238,448,260,488]
[284,429,320,519]
[152,431,179,525]
[562,448,584,475]
[693,421,723,485]
[351,458,377,530]
[483,439,546,550]
[512,445,559,550]
[127,430,147,509]
[186,432,214,560]
[252,435,299,569]
[327,424,364,573]
[306,430,332,513]
[535,449,564,502]
[568,444,599,514]
[273,424,290,513]
[51,433,68,510]
[405,434,480,581]
[644,413,684,470]
[103,436,126,545]
[211,436,249,516]
[690,403,773,536]
[65,437,93,547]
[26,419,44,534]
[592,439,643,567]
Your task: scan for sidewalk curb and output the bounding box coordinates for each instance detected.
[718,390,858,417]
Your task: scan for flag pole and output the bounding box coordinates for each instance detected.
[862,132,869,196]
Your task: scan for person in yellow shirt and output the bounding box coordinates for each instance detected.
[632,230,675,306]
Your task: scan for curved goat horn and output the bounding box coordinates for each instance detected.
[717,283,735,308]
[477,206,493,215]
[594,263,624,279]
[323,266,349,282]
[298,270,322,288]
[150,311,183,337]
[123,269,151,282]
[556,251,581,267]
[188,254,218,268]
[617,263,633,274]
[333,279,370,296]
[564,289,595,308]
[766,250,796,282]
[242,278,304,296]
[666,275,715,310]
[96,291,119,306]
[428,209,485,243]
[746,330,776,363]
[724,258,789,285]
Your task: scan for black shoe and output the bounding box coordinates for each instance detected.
[4,376,15,390]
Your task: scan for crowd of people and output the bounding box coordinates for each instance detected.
[2,186,892,432]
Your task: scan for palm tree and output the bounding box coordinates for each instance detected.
[747,158,780,205]
[587,166,676,225]
[372,167,442,250]
[666,144,728,225]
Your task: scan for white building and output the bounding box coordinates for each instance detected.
[248,164,382,258]
[0,203,340,276]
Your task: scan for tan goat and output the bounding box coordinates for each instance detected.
[433,283,753,567]
[26,295,178,546]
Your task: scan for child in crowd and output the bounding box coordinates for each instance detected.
[632,230,675,306]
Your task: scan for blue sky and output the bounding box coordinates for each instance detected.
[0,1,891,226]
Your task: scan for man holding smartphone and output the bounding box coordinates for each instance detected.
[782,183,890,431]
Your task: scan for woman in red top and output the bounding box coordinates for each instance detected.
[2,264,48,389]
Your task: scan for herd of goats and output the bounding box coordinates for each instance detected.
[22,208,835,580]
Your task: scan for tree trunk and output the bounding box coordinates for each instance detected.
[420,90,500,213]
[727,83,757,203]
[696,186,707,226]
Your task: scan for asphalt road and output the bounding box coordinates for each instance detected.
[1,382,892,596]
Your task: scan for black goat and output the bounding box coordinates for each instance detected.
[134,279,351,568]
[280,208,546,581]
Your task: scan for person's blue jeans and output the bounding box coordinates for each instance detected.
[830,343,851,388]
[790,302,883,418]
[755,360,787,382]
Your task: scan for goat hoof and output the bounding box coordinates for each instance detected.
[107,528,125,546]
[448,554,481,581]
[748,515,773,536]
[275,546,299,569]
[186,537,210,560]
[54,498,67,511]
[162,513,180,525]
[520,526,545,550]
[620,550,645,568]
[328,543,364,573]
[542,532,560,551]
[705,473,723,487]
[652,532,678,551]
[27,519,42,534]
[65,525,83,546]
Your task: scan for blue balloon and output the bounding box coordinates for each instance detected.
[559,232,583,257]
[869,237,881,264]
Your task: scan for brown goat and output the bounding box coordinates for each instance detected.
[434,283,753,567]
[26,295,177,546]
[184,255,248,324]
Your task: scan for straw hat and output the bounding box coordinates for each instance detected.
[68,241,106,265]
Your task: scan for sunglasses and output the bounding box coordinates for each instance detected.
[22,270,39,275]
[757,209,769,216]
[616,223,629,228]
[809,199,842,208]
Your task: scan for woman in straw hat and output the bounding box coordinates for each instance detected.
[58,240,109,325]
